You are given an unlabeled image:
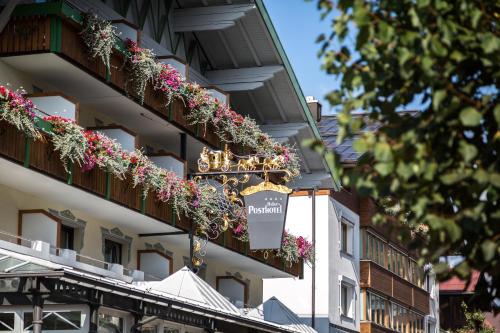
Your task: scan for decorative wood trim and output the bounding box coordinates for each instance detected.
[137,249,173,276]
[18,209,62,248]
[290,189,331,197]
[216,275,248,306]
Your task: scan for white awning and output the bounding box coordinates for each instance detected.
[146,266,240,315]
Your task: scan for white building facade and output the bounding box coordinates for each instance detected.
[263,192,360,333]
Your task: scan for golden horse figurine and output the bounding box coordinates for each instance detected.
[237,156,259,171]
[263,156,283,171]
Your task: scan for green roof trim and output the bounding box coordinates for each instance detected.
[254,0,339,190]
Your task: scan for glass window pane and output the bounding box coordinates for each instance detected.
[341,223,348,253]
[99,313,124,333]
[24,311,81,330]
[104,239,122,264]
[0,313,14,331]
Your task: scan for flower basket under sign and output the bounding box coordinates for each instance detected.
[241,182,292,250]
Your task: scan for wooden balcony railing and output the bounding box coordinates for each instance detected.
[0,120,303,277]
[0,1,221,149]
[360,261,429,313]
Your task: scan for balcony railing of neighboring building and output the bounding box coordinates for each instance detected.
[0,1,222,149]
[0,119,302,277]
[361,229,426,290]
[361,290,426,333]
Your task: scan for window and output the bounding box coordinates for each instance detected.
[341,285,349,317]
[24,311,82,331]
[340,281,355,319]
[364,291,424,332]
[0,313,14,332]
[60,225,75,250]
[362,230,425,288]
[138,250,172,280]
[104,239,122,264]
[216,276,247,308]
[340,218,353,255]
[98,313,124,333]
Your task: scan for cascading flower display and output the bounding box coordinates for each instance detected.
[0,86,40,139]
[44,116,87,171]
[0,85,312,264]
[82,130,130,178]
[154,63,184,106]
[276,231,314,266]
[124,39,160,104]
[80,16,300,177]
[81,12,117,71]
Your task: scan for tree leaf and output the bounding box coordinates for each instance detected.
[459,141,478,162]
[459,107,482,126]
[481,33,499,54]
[433,89,447,110]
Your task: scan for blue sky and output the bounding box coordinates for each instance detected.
[263,0,340,114]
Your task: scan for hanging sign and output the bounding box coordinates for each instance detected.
[241,182,292,250]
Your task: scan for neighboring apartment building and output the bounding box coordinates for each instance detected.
[0,0,333,332]
[263,103,361,333]
[263,190,360,333]
[319,115,439,333]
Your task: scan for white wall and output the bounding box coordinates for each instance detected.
[426,272,440,333]
[149,156,185,178]
[263,194,360,333]
[0,183,265,306]
[21,212,59,247]
[329,200,360,333]
[139,251,171,280]
[98,128,136,151]
[28,95,77,120]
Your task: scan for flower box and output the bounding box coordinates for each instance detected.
[72,164,107,197]
[148,152,187,179]
[157,55,189,81]
[29,134,67,181]
[27,93,79,123]
[112,19,140,44]
[144,192,174,224]
[87,125,138,152]
[0,122,26,163]
[109,173,142,211]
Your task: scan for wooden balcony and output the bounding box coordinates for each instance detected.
[0,1,221,149]
[360,261,429,313]
[0,120,303,277]
[360,322,396,333]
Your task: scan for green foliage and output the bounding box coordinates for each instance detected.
[456,302,495,333]
[312,0,499,308]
